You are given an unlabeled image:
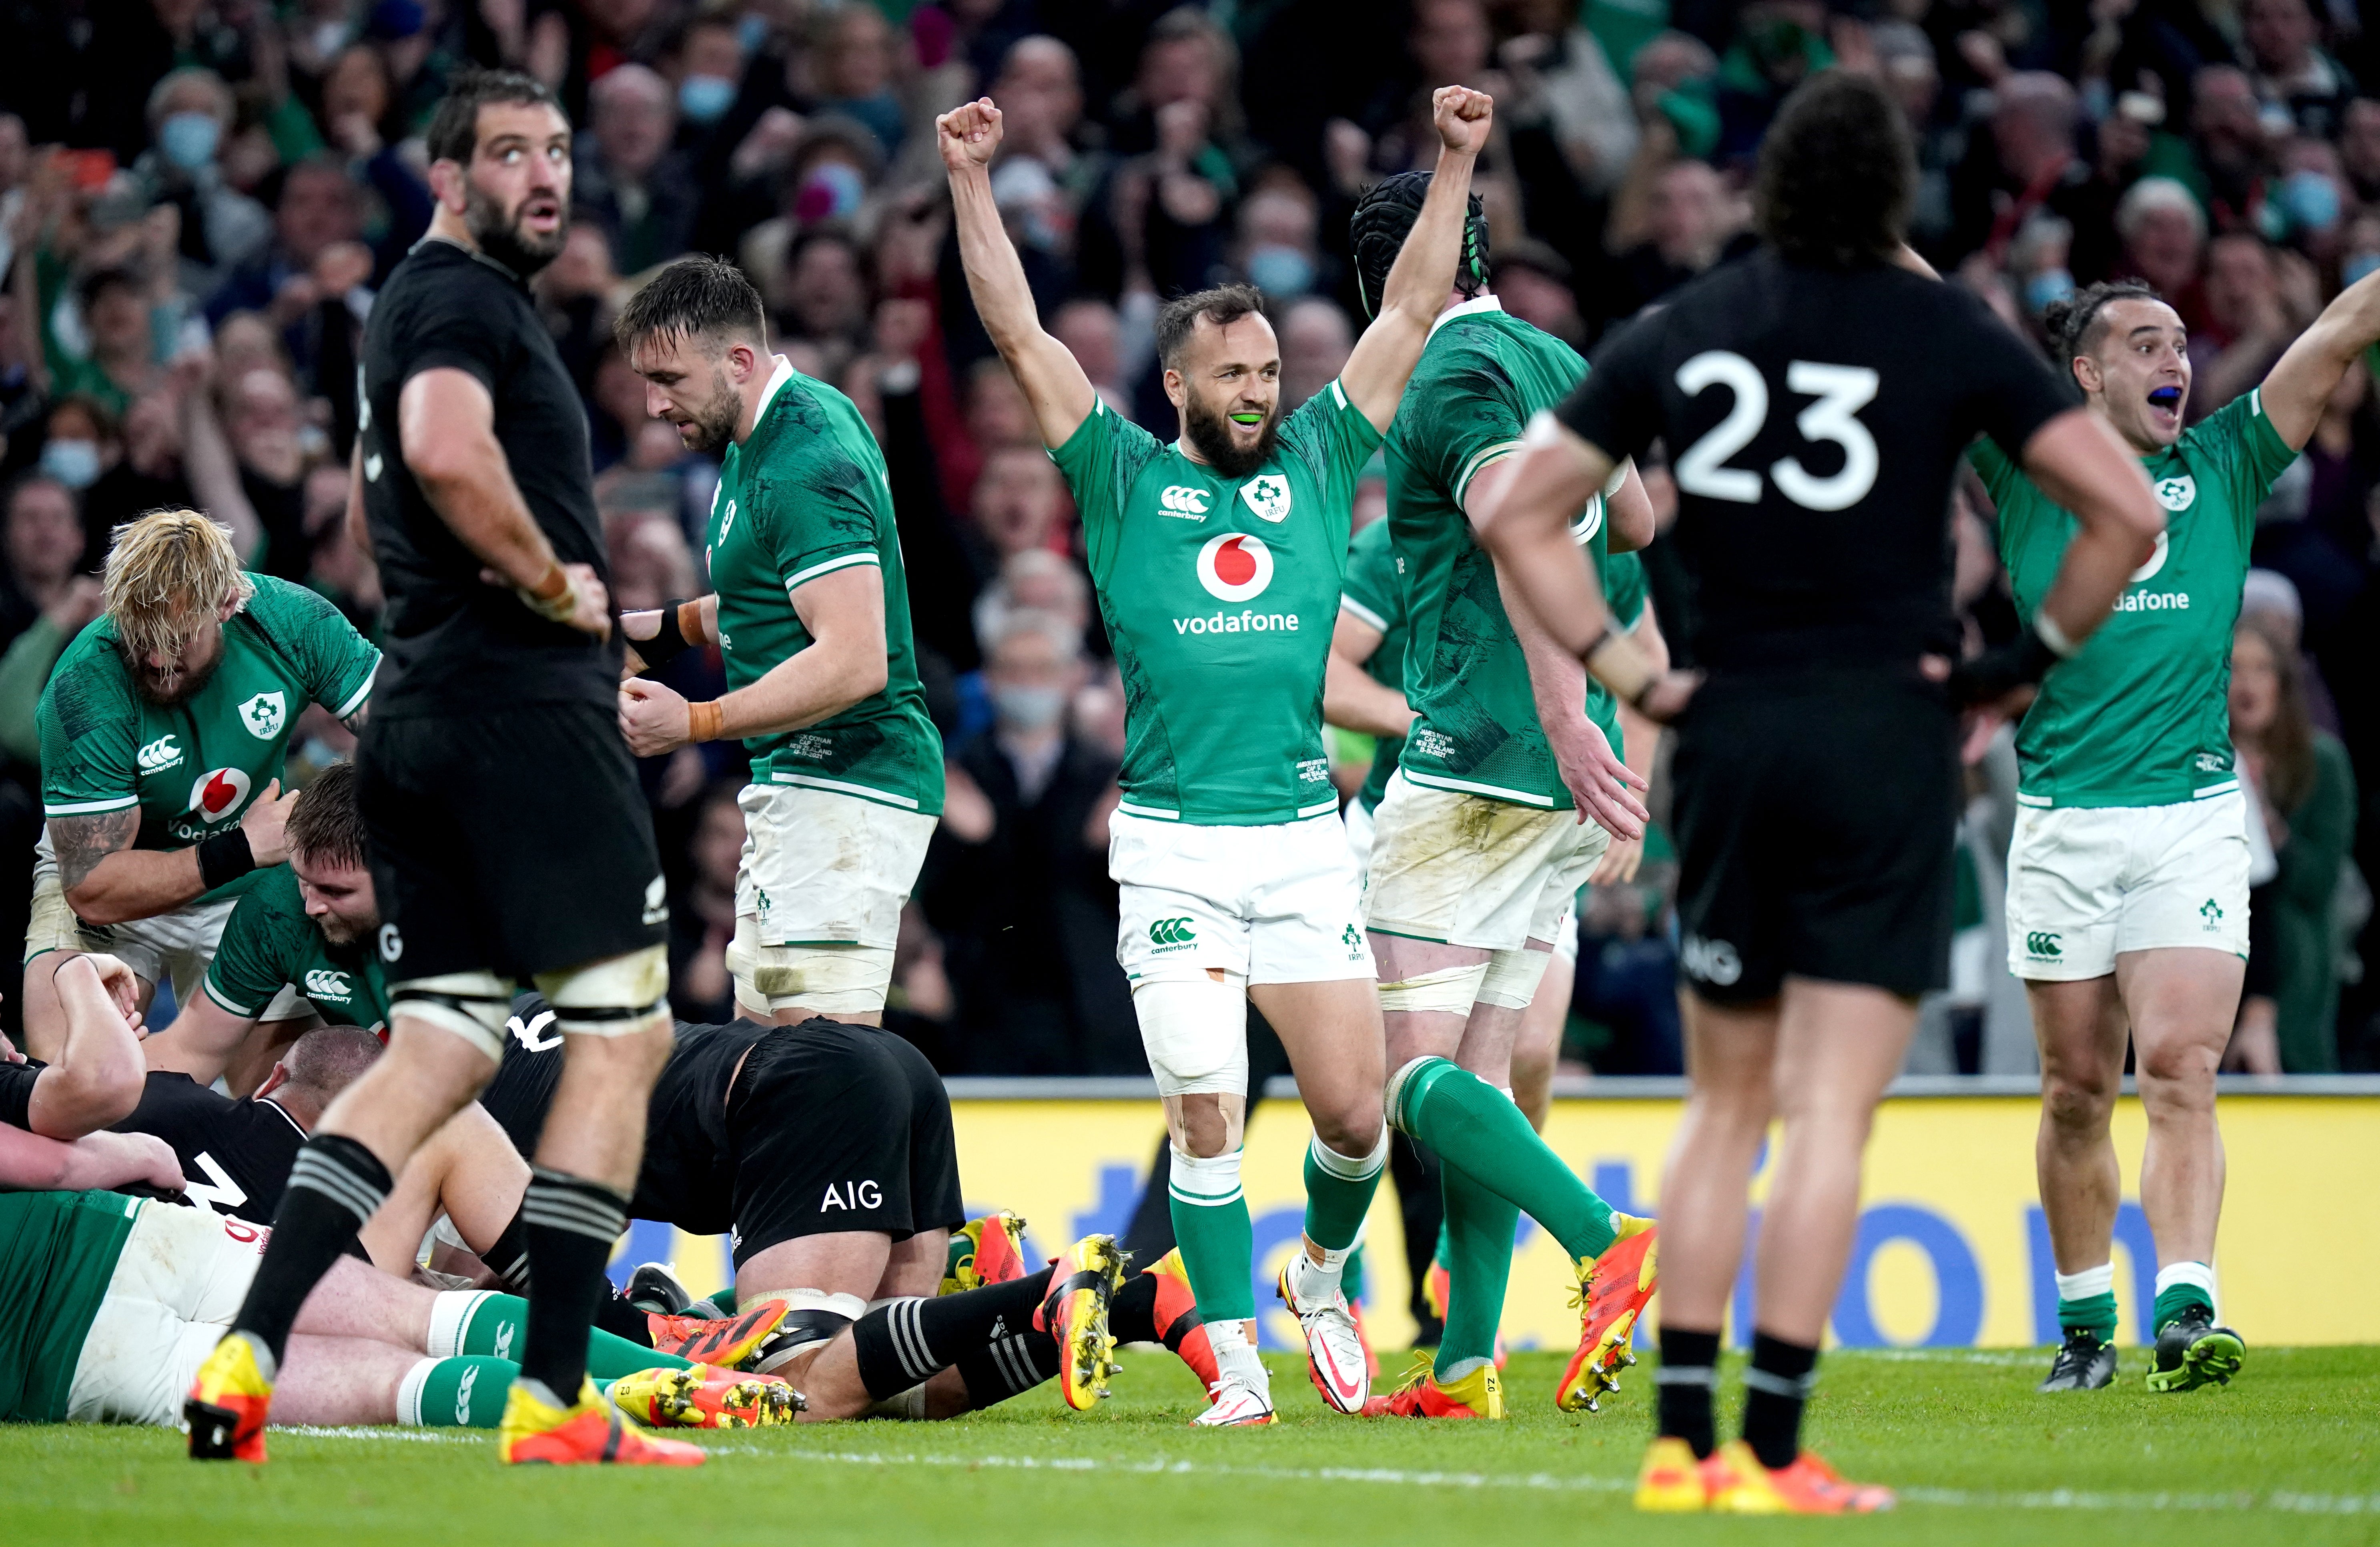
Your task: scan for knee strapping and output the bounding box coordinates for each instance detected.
[1383,1054,1446,1134]
[1476,946,1553,1010]
[390,970,517,1061]
[533,945,670,1037]
[748,1288,865,1375]
[1168,1145,1245,1208]
[1308,1127,1389,1181]
[732,941,894,1017]
[1133,973,1248,1098]
[1376,961,1488,1016]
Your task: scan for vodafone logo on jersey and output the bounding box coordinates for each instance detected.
[188,767,251,823]
[1196,532,1275,602]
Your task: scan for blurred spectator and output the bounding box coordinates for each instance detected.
[925,607,1133,1073]
[2232,618,2358,1071]
[814,4,908,160]
[205,157,372,401]
[1612,157,1737,316]
[668,780,745,1025]
[2188,66,2275,235]
[1050,296,1134,410]
[2245,0,2360,142]
[576,64,700,276]
[2192,233,2318,415]
[974,548,1093,664]
[1490,239,1584,348]
[137,68,271,291]
[2116,176,2210,314]
[0,472,87,648]
[968,443,1070,572]
[299,459,380,637]
[2341,97,2380,203]
[1235,177,1324,302]
[1278,296,1353,412]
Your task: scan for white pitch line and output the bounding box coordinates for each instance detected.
[281,1430,2380,1513]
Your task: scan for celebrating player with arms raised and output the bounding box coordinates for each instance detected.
[1344,173,1661,1423]
[1977,270,2380,1394]
[614,256,943,1027]
[943,84,1492,1424]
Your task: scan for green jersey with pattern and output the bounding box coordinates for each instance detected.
[1385,298,1624,809]
[1339,518,1410,813]
[37,576,379,902]
[202,865,389,1029]
[1053,383,1381,824]
[708,358,944,815]
[0,1189,140,1422]
[1973,387,2296,809]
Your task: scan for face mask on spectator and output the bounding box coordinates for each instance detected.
[738,14,770,54]
[794,162,867,223]
[160,112,221,173]
[40,437,100,489]
[680,74,737,124]
[2282,169,2342,234]
[2023,267,2075,315]
[1247,244,1315,299]
[994,683,1067,730]
[2344,250,2380,287]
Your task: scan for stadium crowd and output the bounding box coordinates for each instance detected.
[0,0,2374,1077]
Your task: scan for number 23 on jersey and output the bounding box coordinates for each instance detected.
[1672,351,1881,512]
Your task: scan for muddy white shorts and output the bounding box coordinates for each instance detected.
[2005,790,2252,980]
[735,781,938,951]
[67,1200,270,1426]
[1111,809,1374,985]
[1364,771,1610,952]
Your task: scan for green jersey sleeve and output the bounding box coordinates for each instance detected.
[1277,379,1386,551]
[202,867,309,1018]
[1049,398,1166,573]
[36,638,138,819]
[1339,518,1402,636]
[1605,549,1648,631]
[249,577,380,719]
[756,423,894,590]
[2193,386,2300,545]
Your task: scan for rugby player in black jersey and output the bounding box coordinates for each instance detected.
[1476,72,2167,1512]
[186,68,688,1467]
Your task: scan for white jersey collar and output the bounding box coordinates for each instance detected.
[752,354,796,428]
[1429,293,1504,339]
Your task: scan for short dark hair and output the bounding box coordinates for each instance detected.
[1155,282,1268,369]
[1754,70,1916,269]
[2044,279,2159,365]
[283,1025,383,1099]
[614,255,769,354]
[287,759,367,869]
[425,68,562,166]
[1348,171,1490,319]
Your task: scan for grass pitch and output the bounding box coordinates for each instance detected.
[8,1346,2378,1546]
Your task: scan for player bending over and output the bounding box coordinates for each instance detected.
[25,510,376,1061]
[942,82,1493,1426]
[1476,73,2163,1511]
[614,255,944,1027]
[1343,169,1663,1421]
[1980,269,2380,1392]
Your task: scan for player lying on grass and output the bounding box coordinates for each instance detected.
[2,951,190,1196]
[1974,266,2380,1395]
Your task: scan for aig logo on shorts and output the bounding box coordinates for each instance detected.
[1148,916,1197,950]
[1680,934,1742,987]
[2025,931,2063,959]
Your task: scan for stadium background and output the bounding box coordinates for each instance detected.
[4,0,2380,1360]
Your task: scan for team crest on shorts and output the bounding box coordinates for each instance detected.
[1241,474,1292,522]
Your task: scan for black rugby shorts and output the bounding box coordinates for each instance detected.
[1667,667,1959,1004]
[357,701,665,984]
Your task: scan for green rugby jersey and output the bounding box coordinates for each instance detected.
[707,358,944,815]
[202,864,389,1029]
[1053,382,1381,825]
[1339,517,1410,814]
[1973,387,2296,809]
[1385,298,1623,809]
[0,1189,140,1422]
[38,575,380,902]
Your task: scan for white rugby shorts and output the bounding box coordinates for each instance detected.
[1364,771,1610,953]
[1110,808,1374,984]
[735,781,938,951]
[67,1200,270,1426]
[2005,790,2252,980]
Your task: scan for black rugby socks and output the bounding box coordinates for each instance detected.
[517,1167,632,1402]
[850,1268,1056,1400]
[1742,1331,1819,1471]
[1653,1324,1721,1460]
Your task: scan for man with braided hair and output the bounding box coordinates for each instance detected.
[1979,269,2380,1395]
[1344,170,1662,1422]
[942,83,1494,1425]
[25,509,376,1063]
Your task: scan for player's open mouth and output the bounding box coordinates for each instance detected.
[1229,412,1263,425]
[2147,386,2182,412]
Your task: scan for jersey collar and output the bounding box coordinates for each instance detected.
[750,354,796,433]
[411,232,525,287]
[1429,292,1504,339]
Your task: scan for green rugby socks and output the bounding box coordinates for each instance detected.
[1391,1056,1618,1262]
[1169,1147,1257,1322]
[1434,1160,1518,1381]
[397,1355,516,1428]
[2152,1262,2216,1333]
[429,1291,693,1380]
[2054,1263,2119,1341]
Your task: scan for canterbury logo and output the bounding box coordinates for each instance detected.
[454,1363,478,1423]
[2025,931,2062,957]
[1159,485,1211,518]
[1148,917,1196,945]
[303,969,349,998]
[137,734,182,772]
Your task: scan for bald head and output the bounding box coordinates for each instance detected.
[281,1026,384,1102]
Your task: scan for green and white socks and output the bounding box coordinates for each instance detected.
[2054,1263,2119,1342]
[1389,1055,1619,1263]
[397,1355,516,1428]
[426,1289,692,1382]
[2151,1261,2216,1333]
[1289,1130,1388,1303]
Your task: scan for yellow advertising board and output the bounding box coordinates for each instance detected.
[619,1093,2379,1350]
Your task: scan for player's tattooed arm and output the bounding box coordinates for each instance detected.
[52,808,205,924]
[52,808,140,895]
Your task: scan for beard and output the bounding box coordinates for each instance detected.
[463,182,567,277]
[1182,393,1279,480]
[677,369,744,454]
[316,912,375,947]
[126,634,224,707]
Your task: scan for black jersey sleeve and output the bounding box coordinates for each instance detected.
[1555,310,1667,463]
[1948,288,2082,461]
[394,276,511,396]
[0,1059,36,1132]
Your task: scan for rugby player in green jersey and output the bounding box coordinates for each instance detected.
[25,511,378,1063]
[612,256,944,1031]
[1975,273,2380,1394]
[943,84,1493,1423]
[1344,177,1664,1419]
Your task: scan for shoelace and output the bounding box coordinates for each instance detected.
[1566,1266,1601,1314]
[1389,1352,1436,1394]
